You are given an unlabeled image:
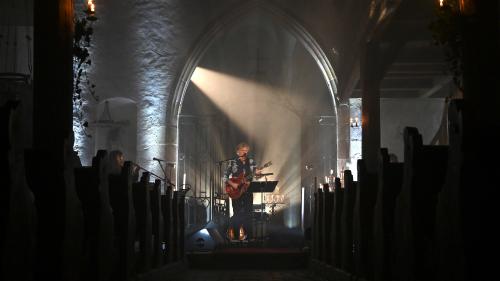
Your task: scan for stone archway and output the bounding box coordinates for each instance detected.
[165,0,339,186]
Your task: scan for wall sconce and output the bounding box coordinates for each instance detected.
[350,117,360,127]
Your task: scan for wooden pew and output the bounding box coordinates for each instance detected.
[74,150,115,281]
[322,184,334,264]
[161,185,174,264]
[150,179,164,268]
[311,188,319,260]
[330,177,344,268]
[315,188,324,261]
[24,138,85,281]
[177,190,186,262]
[392,127,448,281]
[171,191,180,262]
[352,159,378,281]
[372,148,403,281]
[133,172,153,273]
[109,161,137,281]
[171,190,187,262]
[435,100,467,281]
[24,145,85,281]
[340,170,356,273]
[0,101,37,281]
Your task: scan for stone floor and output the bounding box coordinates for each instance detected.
[170,222,324,281]
[167,269,326,281]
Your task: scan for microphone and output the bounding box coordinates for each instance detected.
[217,158,233,164]
[153,157,165,162]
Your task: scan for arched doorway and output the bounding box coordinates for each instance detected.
[166,0,339,235]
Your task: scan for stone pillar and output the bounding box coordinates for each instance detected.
[360,41,381,173]
[33,0,74,152]
[165,119,178,188]
[300,115,316,229]
[337,102,350,175]
[459,2,499,279]
[30,2,84,281]
[461,2,499,140]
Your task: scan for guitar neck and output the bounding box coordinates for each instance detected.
[246,162,271,180]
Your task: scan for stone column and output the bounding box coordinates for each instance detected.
[165,119,178,188]
[33,0,74,152]
[360,41,382,174]
[458,3,499,279]
[30,2,84,281]
[337,102,350,175]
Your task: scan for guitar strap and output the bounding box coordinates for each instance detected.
[243,159,251,177]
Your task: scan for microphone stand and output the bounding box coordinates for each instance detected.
[156,160,167,182]
[217,158,232,229]
[152,159,176,189]
[261,174,267,243]
[134,163,166,182]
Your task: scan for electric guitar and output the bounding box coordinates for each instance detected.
[225,161,272,200]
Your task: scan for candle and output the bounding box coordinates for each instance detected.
[88,0,95,12]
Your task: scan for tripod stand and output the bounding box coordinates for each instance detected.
[247,178,278,243]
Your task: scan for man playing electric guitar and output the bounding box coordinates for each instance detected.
[223,142,263,239]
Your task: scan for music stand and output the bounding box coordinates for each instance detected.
[248,180,278,243]
[247,181,278,193]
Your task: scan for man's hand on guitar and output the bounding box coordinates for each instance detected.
[229,181,238,190]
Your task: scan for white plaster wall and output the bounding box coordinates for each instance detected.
[380,98,446,162]
[82,0,343,174]
[84,0,222,170]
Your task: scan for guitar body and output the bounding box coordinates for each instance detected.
[224,161,272,200]
[225,173,250,200]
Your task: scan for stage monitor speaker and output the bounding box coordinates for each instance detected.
[185,221,225,252]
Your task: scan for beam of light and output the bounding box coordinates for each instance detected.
[301,186,305,231]
[180,82,229,165]
[190,67,277,134]
[191,66,318,228]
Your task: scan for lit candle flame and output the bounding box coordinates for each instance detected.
[439,0,444,7]
[88,0,95,12]
[239,225,246,240]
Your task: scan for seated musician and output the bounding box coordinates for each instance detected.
[108,150,139,181]
[223,142,262,239]
[109,150,125,175]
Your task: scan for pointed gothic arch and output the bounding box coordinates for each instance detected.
[165,0,339,185]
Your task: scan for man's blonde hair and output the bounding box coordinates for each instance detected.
[235,142,250,151]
